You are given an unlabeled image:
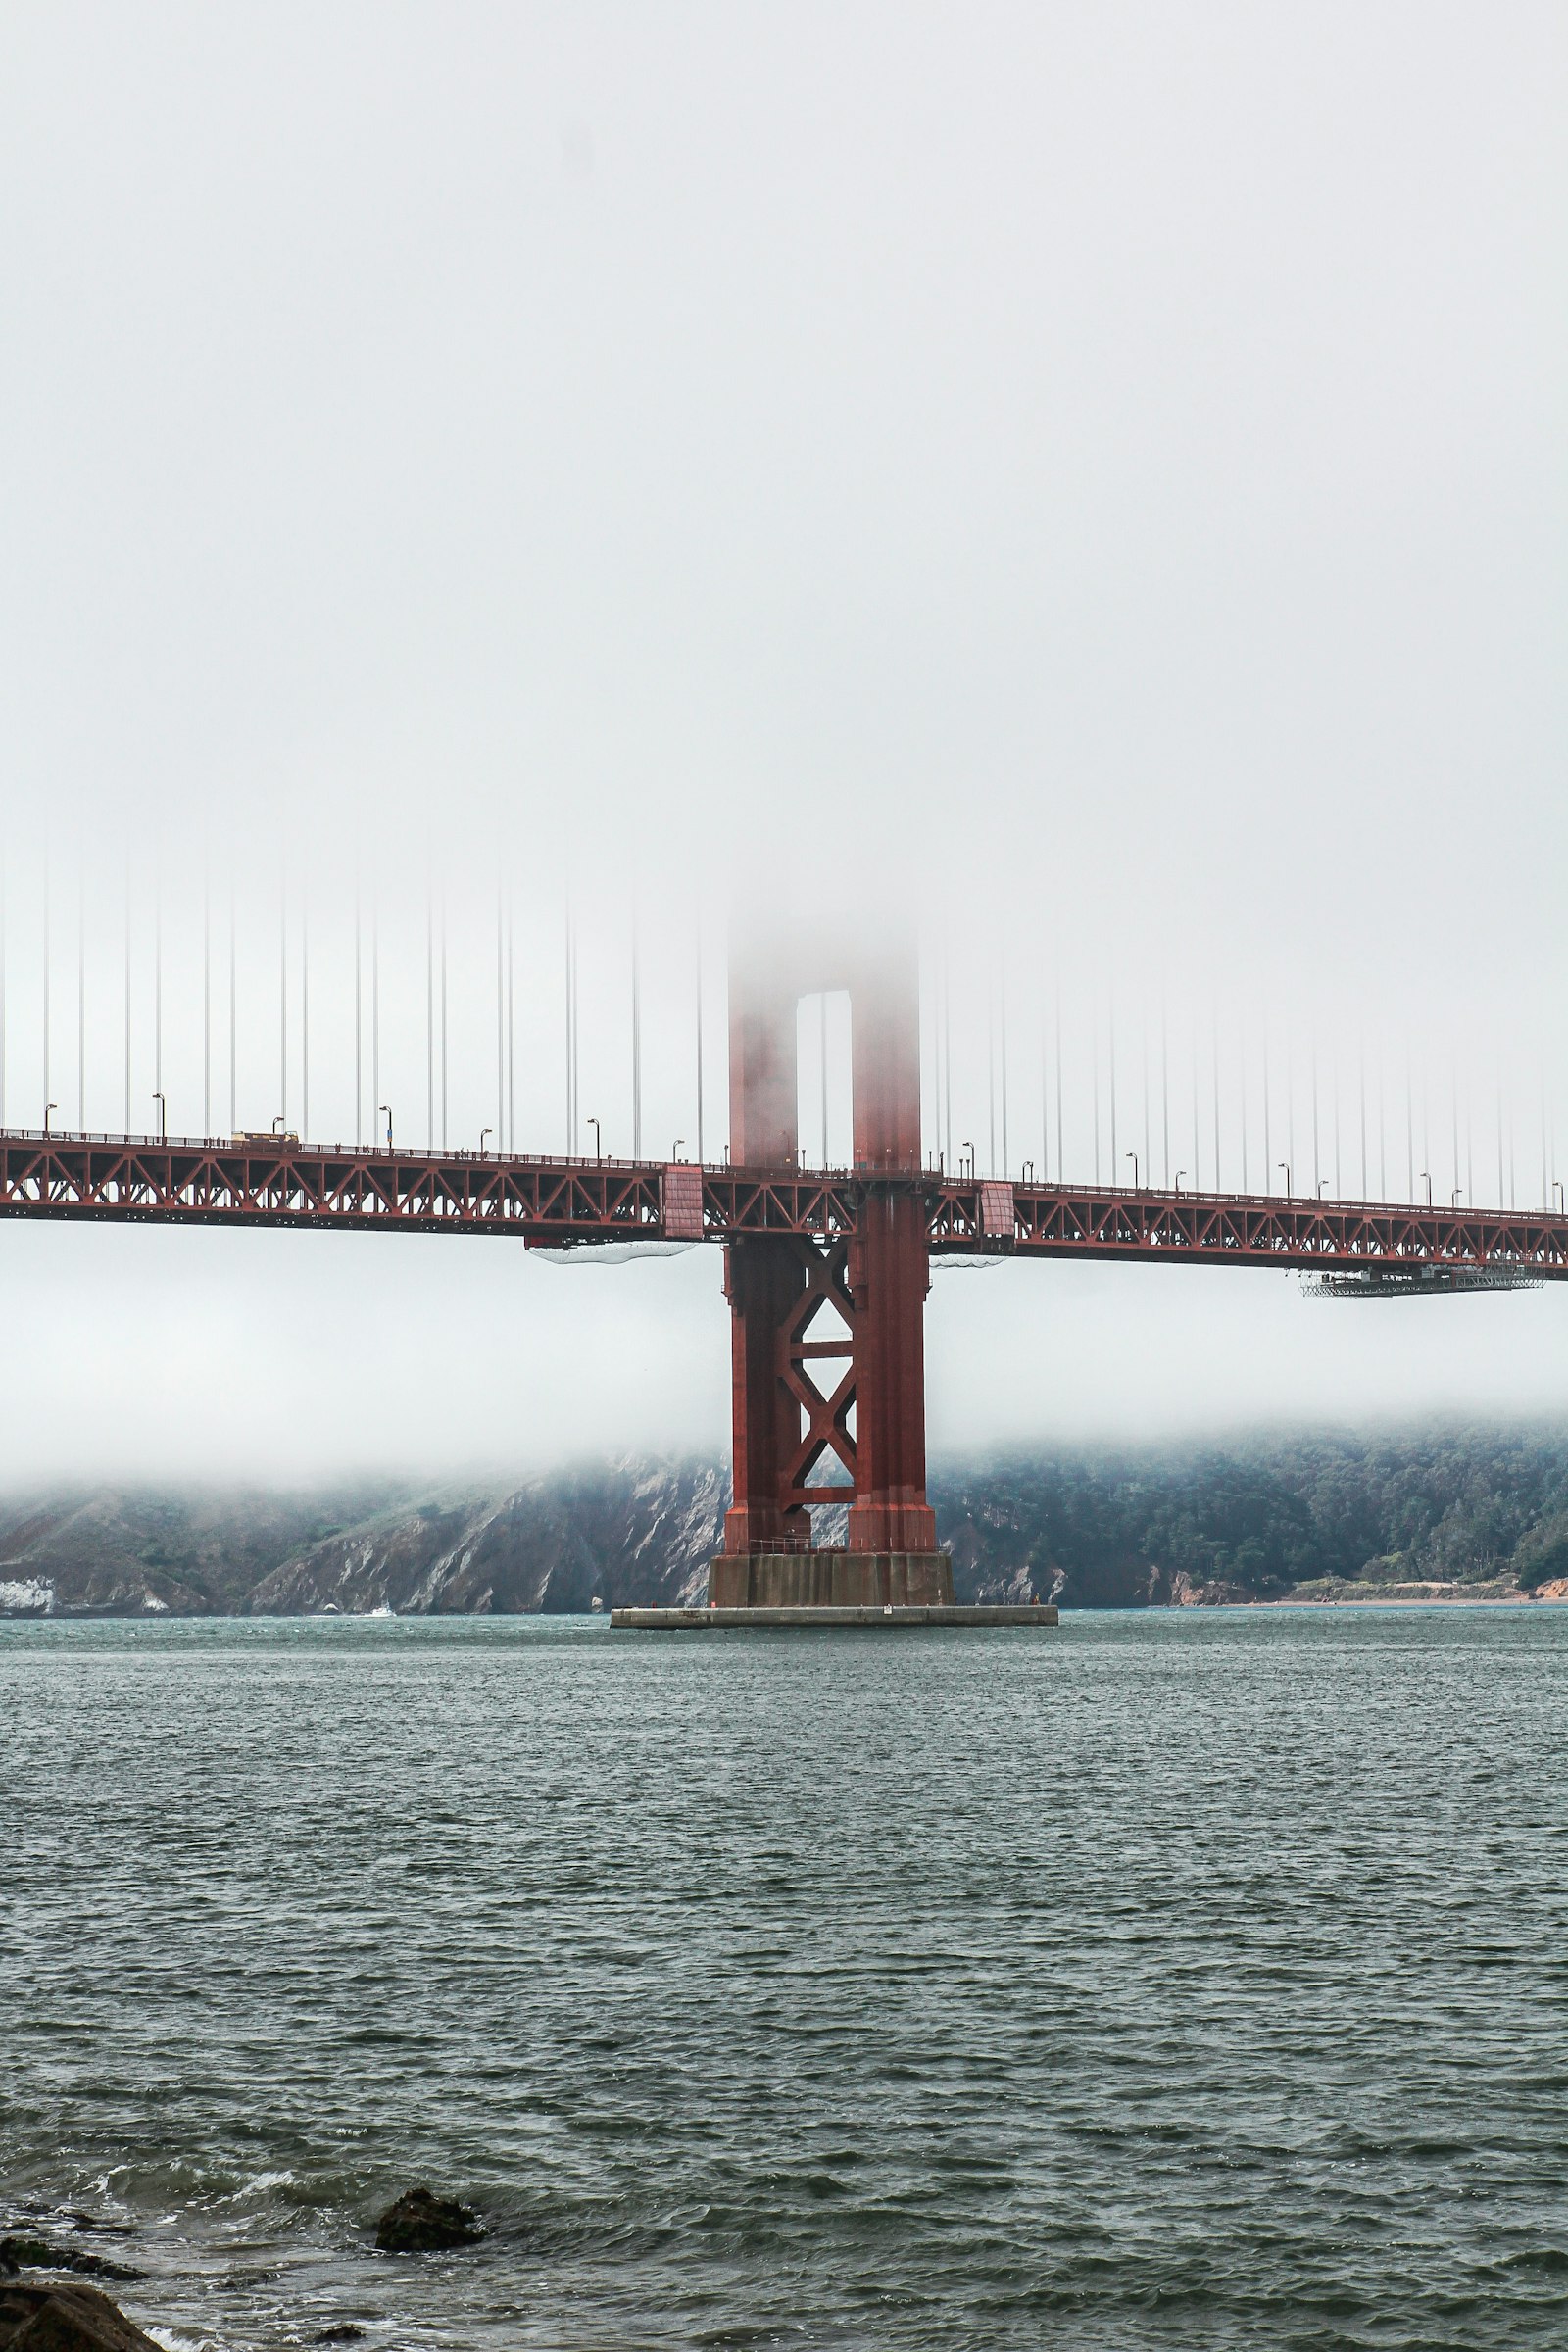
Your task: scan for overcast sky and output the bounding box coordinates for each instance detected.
[1,2,1564,1485]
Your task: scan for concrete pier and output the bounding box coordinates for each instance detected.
[709,1548,954,1609]
[611,1602,1058,1629]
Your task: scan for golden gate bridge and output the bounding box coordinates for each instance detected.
[0,902,1564,1622]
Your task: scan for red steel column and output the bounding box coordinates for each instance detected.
[846,939,937,1553]
[722,938,806,1555]
[722,1239,809,1553]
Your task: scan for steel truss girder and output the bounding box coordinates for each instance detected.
[2,1136,1567,1278]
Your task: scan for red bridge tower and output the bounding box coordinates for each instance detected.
[710,930,953,1608]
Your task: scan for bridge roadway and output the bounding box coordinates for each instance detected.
[2,1127,1566,1279]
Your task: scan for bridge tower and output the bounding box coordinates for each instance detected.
[709,929,953,1608]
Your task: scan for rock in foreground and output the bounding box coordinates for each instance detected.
[0,2279,163,2352]
[0,2241,142,2284]
[373,2188,483,2253]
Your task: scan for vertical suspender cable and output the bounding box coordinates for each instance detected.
[1285,1013,1297,1187]
[945,940,955,1172]
[1040,995,1049,1184]
[1190,1004,1200,1190]
[301,878,311,1144]
[1211,1003,1221,1192]
[631,909,642,1161]
[1310,1036,1319,1196]
[425,881,434,1152]
[987,967,996,1176]
[1107,989,1116,1184]
[1262,1009,1271,1193]
[370,885,380,1147]
[202,849,211,1137]
[1238,1004,1248,1193]
[1091,995,1101,1185]
[1404,1035,1414,1202]
[1000,961,1008,1178]
[0,840,7,1129]
[354,867,363,1150]
[1141,996,1151,1188]
[277,861,286,1131]
[506,893,516,1154]
[496,882,505,1147]
[440,879,449,1152]
[77,864,85,1130]
[819,989,827,1166]
[228,870,237,1137]
[42,842,51,1122]
[122,856,132,1129]
[1160,995,1170,1189]
[695,921,705,1166]
[1054,987,1062,1185]
[1358,1020,1367,1200]
[564,899,575,1152]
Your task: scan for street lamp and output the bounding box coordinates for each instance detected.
[1452,1188,1464,1207]
[672,1139,685,1160]
[43,1102,57,1138]
[153,1091,167,1142]
[961,1141,975,1179]
[1318,1179,1330,1198]
[1278,1161,1292,1197]
[586,1116,601,1160]
[480,1128,493,1155]
[1419,1170,1433,1207]
[1174,1169,1185,1193]
[378,1103,393,1149]
[1553,1180,1565,1214]
[1125,1151,1139,1191]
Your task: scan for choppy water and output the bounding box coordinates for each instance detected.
[4,1610,1567,2351]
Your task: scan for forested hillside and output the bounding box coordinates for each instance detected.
[2,1423,1567,1614]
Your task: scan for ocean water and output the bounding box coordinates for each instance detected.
[3,1609,1567,2352]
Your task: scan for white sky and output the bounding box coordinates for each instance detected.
[1,2,1564,1484]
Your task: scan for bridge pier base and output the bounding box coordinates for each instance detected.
[709,1549,953,1608]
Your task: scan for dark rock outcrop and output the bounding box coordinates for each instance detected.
[0,2280,163,2352]
[0,2248,140,2286]
[373,2188,483,2253]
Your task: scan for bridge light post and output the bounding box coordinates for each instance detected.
[1278,1161,1292,1198]
[1420,1171,1433,1208]
[1452,1188,1464,1208]
[1125,1151,1139,1191]
[1175,1170,1185,1193]
[43,1102,56,1138]
[378,1102,393,1149]
[480,1127,493,1156]
[587,1116,601,1161]
[672,1139,685,1161]
[1318,1179,1329,1198]
[1554,1181,1564,1214]
[153,1091,167,1143]
[961,1141,975,1180]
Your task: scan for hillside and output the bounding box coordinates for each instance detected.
[2,1424,1567,1616]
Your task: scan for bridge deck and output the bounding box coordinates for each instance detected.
[0,1131,1565,1278]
